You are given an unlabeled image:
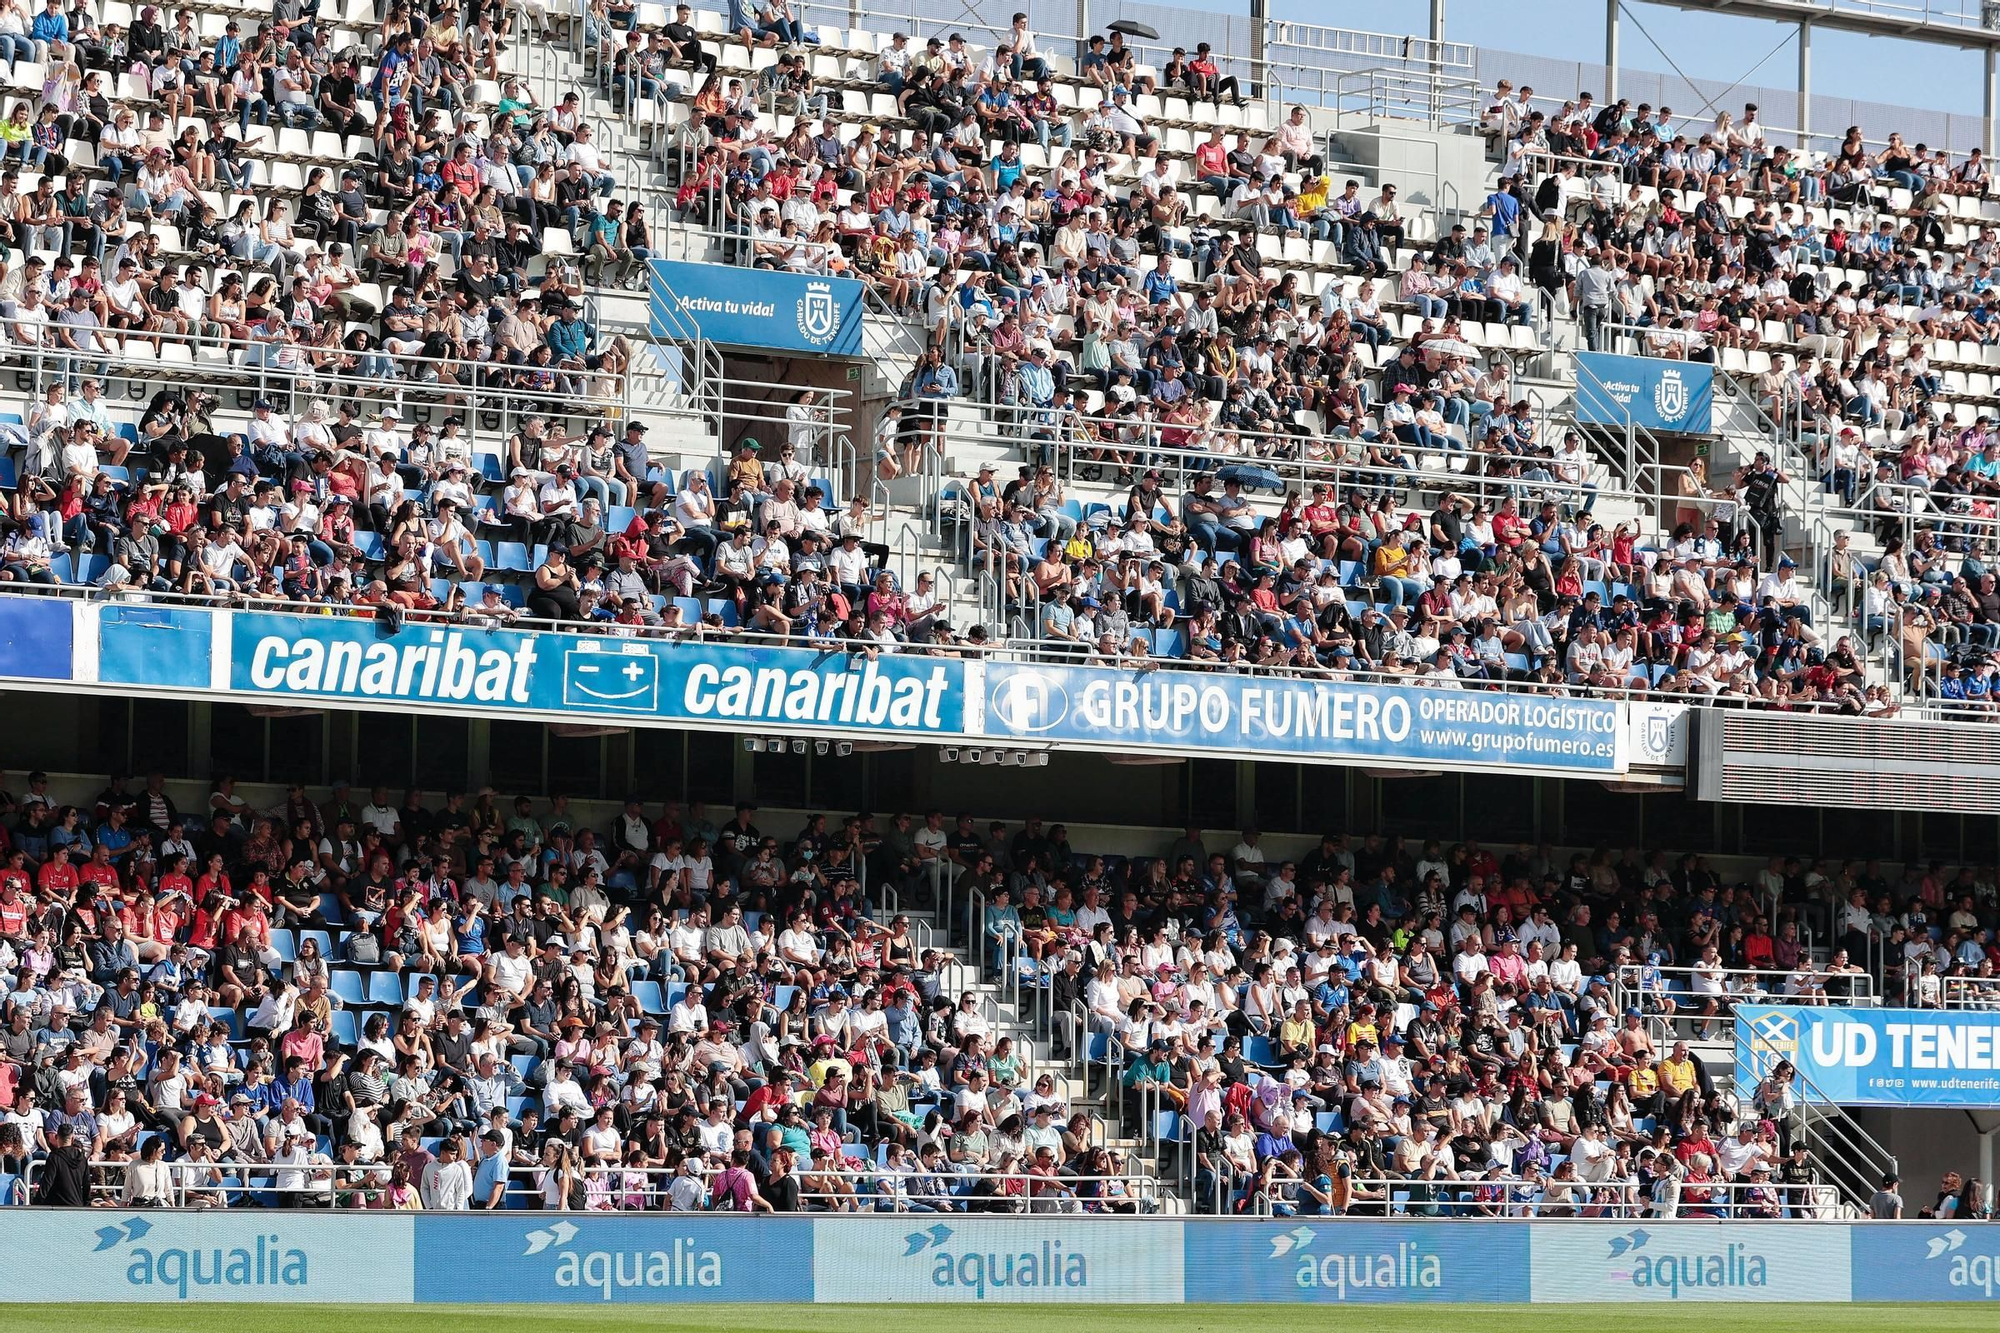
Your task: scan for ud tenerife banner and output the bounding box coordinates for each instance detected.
[227,611,964,736]
[1574,351,1714,433]
[1735,1004,2000,1106]
[648,259,864,356]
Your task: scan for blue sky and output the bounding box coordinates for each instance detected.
[1271,0,1988,118]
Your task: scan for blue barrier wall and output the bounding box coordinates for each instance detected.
[0,601,1655,779]
[0,597,72,681]
[0,1216,1982,1304]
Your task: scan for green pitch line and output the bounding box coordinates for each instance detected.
[0,1305,1985,1333]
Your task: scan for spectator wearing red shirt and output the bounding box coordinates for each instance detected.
[78,845,120,893]
[37,854,77,899]
[0,878,27,942]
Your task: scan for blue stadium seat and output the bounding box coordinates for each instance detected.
[366,972,404,1007]
[270,929,297,962]
[207,1007,243,1040]
[329,1010,359,1046]
[495,542,533,573]
[329,970,367,1006]
[632,980,665,1013]
[299,929,333,959]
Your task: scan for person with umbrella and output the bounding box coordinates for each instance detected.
[1104,29,1155,95]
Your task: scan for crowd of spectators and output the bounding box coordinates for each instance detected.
[0,0,1924,712]
[1480,82,2000,701]
[1010,826,1941,1217]
[0,760,1938,1219]
[2,773,1190,1212]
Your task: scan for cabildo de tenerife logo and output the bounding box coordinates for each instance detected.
[1267,1225,1443,1297]
[1653,367,1693,424]
[93,1216,310,1298]
[796,281,843,347]
[901,1223,1087,1299]
[1926,1228,2000,1296]
[1602,1228,1768,1298]
[523,1220,725,1300]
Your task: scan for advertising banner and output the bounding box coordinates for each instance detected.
[0,1211,414,1302]
[226,612,965,737]
[1736,1004,2000,1106]
[982,662,1626,773]
[811,1218,1183,1303]
[0,1215,1960,1304]
[1526,1221,1850,1303]
[1575,351,1714,433]
[648,258,864,356]
[415,1215,813,1304]
[1184,1220,1529,1303]
[1851,1223,2000,1301]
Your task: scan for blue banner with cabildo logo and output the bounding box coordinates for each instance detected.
[0,1215,1990,1303]
[1575,350,1714,433]
[225,610,965,738]
[981,661,1627,774]
[1735,1004,2000,1107]
[648,258,864,356]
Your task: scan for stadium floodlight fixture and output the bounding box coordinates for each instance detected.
[814,741,829,756]
[791,738,808,755]
[743,738,764,753]
[940,747,959,762]
[835,742,854,757]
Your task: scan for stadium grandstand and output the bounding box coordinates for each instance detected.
[0,0,1999,1287]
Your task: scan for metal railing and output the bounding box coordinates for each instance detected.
[1241,1173,1847,1219]
[1737,1027,1900,1213]
[1611,961,1879,1049]
[1939,974,2000,1010]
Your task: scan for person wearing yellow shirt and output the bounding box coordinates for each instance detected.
[1277,1000,1317,1063]
[1658,1042,1700,1100]
[1370,529,1425,610]
[1295,174,1333,242]
[1345,1017,1379,1052]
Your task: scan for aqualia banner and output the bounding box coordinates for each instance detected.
[1574,351,1714,433]
[228,611,965,738]
[981,662,1626,774]
[648,258,864,356]
[0,1211,415,1302]
[1851,1223,2000,1302]
[414,1215,813,1303]
[0,1216,1990,1304]
[1527,1221,1850,1303]
[1183,1220,1529,1303]
[1735,1004,2000,1107]
[811,1218,1183,1303]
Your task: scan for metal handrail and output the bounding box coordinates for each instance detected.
[1245,1173,1846,1219]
